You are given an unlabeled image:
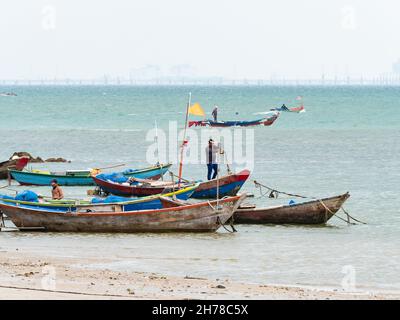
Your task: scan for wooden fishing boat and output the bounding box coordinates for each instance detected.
[191,169,250,199]
[233,193,350,224]
[93,169,250,199]
[0,184,198,212]
[0,157,29,180]
[271,105,305,113]
[0,195,245,233]
[188,113,279,128]
[9,163,171,186]
[92,175,192,197]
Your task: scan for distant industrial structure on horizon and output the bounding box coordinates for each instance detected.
[1,75,400,86]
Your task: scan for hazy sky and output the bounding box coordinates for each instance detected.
[1,0,399,79]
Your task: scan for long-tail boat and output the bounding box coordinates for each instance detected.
[0,156,29,180]
[92,175,192,197]
[8,163,171,186]
[0,194,245,233]
[92,169,251,199]
[0,184,198,212]
[188,112,279,128]
[233,193,350,224]
[270,105,305,113]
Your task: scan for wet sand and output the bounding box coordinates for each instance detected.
[0,250,398,300]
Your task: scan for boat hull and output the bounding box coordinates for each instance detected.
[234,193,350,224]
[9,164,171,186]
[188,113,279,128]
[92,175,184,197]
[0,195,244,233]
[0,157,29,180]
[191,169,250,199]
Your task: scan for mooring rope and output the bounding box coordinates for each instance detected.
[341,206,367,224]
[318,199,356,225]
[254,181,309,199]
[0,210,4,229]
[217,216,236,233]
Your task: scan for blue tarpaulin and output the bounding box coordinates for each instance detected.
[91,195,131,204]
[3,190,40,202]
[0,194,15,200]
[16,190,39,202]
[96,172,128,184]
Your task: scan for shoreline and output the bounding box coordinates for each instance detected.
[0,251,398,300]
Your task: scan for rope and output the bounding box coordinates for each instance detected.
[217,216,236,233]
[332,212,357,225]
[209,199,237,233]
[317,199,353,225]
[341,206,367,225]
[0,210,4,229]
[207,200,216,211]
[254,180,309,199]
[317,199,330,223]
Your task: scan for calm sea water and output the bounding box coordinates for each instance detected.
[0,85,399,291]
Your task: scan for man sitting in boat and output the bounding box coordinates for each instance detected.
[206,139,223,180]
[281,104,289,111]
[211,105,218,121]
[51,179,64,200]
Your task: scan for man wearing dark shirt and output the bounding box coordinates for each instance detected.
[205,138,222,180]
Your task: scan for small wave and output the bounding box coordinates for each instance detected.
[253,111,276,115]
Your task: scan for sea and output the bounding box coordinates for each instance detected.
[0,85,399,292]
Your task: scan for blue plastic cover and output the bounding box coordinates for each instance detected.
[96,172,129,183]
[0,194,15,200]
[15,190,39,202]
[91,195,131,204]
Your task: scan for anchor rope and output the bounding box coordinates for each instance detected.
[254,180,310,199]
[217,216,236,233]
[0,210,4,229]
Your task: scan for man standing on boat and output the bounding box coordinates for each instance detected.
[211,105,218,121]
[51,179,64,200]
[206,139,223,180]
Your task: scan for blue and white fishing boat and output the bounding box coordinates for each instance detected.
[8,163,172,186]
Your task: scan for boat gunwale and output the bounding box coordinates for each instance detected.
[92,175,192,191]
[0,194,243,217]
[8,163,172,179]
[0,184,199,208]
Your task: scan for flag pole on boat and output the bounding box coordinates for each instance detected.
[177,92,191,188]
[154,120,163,181]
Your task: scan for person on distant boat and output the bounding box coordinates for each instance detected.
[281,104,289,111]
[211,105,218,121]
[205,139,223,180]
[51,179,64,200]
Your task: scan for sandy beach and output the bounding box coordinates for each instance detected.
[0,249,398,300]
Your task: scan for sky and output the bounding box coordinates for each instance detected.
[0,0,399,80]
